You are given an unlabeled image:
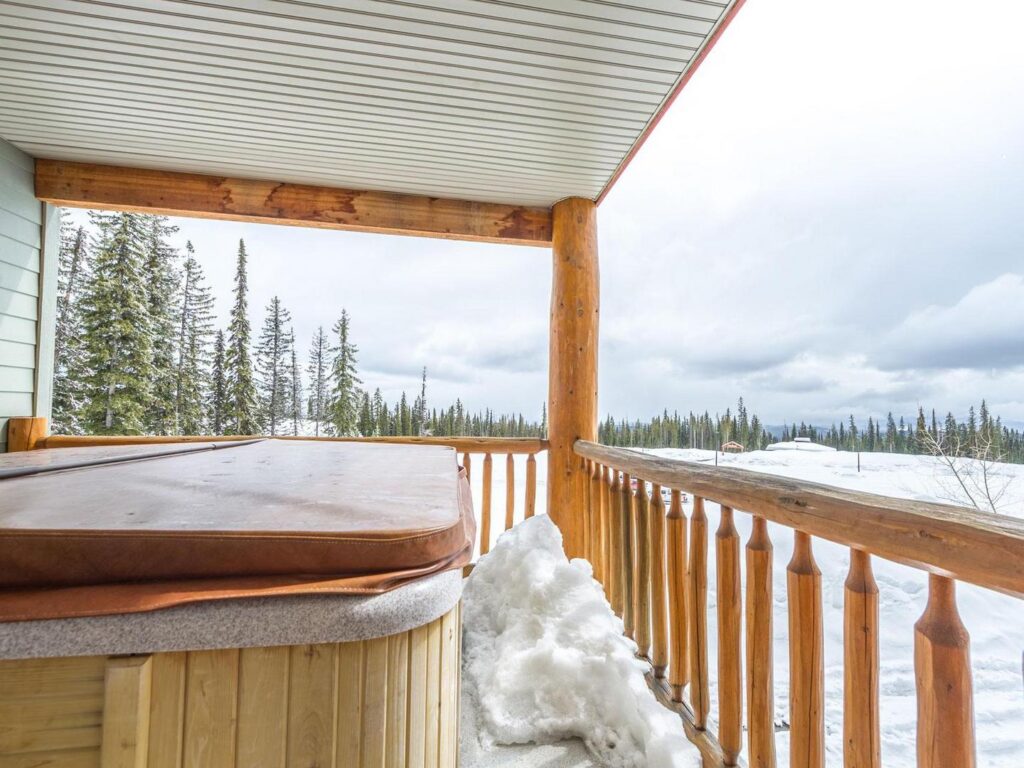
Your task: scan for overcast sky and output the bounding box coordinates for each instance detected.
[67,0,1024,426]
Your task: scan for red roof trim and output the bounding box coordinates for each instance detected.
[595,0,748,205]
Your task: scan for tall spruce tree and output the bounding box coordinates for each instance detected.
[142,216,181,435]
[255,296,292,436]
[306,326,330,437]
[79,212,154,434]
[225,240,259,434]
[287,329,303,436]
[51,218,90,434]
[327,309,362,435]
[174,242,215,434]
[208,330,228,434]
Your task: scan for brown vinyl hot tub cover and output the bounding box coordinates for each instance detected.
[0,440,475,621]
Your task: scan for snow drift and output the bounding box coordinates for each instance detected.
[462,515,700,768]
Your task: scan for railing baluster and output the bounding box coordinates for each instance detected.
[634,476,652,660]
[844,549,880,768]
[462,452,471,482]
[788,531,824,768]
[504,453,515,531]
[667,488,689,701]
[582,459,592,562]
[591,461,604,586]
[480,453,493,555]
[650,484,668,678]
[746,516,776,768]
[716,505,742,765]
[525,454,537,518]
[915,575,976,768]
[621,472,635,641]
[687,496,709,730]
[609,468,623,617]
[601,465,613,600]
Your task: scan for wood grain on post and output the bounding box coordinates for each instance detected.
[7,416,48,451]
[621,472,635,640]
[35,159,553,246]
[525,453,537,518]
[480,453,493,556]
[716,505,742,765]
[505,453,516,532]
[915,575,976,768]
[650,484,669,677]
[746,516,776,768]
[667,488,690,700]
[844,549,880,768]
[609,468,623,616]
[462,452,471,482]
[634,476,652,660]
[687,496,710,729]
[788,531,825,768]
[547,197,599,560]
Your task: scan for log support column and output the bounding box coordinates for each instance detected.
[548,197,599,559]
[7,416,48,451]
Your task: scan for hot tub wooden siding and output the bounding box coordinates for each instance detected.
[0,603,461,768]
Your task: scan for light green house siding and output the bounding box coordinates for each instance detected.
[0,136,57,452]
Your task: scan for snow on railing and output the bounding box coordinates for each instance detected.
[574,439,1024,768]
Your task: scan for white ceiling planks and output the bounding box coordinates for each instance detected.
[0,0,739,206]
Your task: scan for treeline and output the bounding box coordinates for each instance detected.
[599,399,1024,464]
[51,212,542,438]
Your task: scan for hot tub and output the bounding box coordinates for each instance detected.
[0,439,473,768]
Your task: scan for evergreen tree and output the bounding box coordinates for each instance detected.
[142,216,181,434]
[327,309,362,435]
[412,367,428,435]
[255,296,292,436]
[51,218,90,434]
[225,240,259,433]
[208,330,227,434]
[287,329,303,436]
[306,326,330,437]
[373,388,388,436]
[174,242,215,434]
[79,212,154,434]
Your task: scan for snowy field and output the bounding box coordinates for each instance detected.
[467,447,1024,767]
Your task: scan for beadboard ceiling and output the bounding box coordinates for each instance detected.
[0,0,741,207]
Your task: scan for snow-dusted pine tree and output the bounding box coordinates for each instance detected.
[288,329,303,436]
[79,212,154,434]
[208,330,228,435]
[306,326,330,437]
[142,216,181,435]
[255,296,292,436]
[372,388,388,436]
[225,239,259,434]
[412,367,428,435]
[174,241,215,434]
[327,309,362,436]
[51,218,90,434]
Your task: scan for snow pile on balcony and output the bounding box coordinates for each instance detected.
[462,515,700,768]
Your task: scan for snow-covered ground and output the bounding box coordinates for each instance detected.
[467,448,1024,767]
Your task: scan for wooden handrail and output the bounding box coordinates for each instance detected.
[37,434,548,454]
[574,440,1024,598]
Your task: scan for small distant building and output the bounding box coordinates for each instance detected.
[721,441,745,453]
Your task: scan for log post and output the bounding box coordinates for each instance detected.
[547,197,599,560]
[915,575,975,768]
[621,472,635,640]
[746,516,776,768]
[844,549,880,768]
[716,505,742,765]
[7,416,48,451]
[688,496,710,729]
[787,531,824,768]
[480,453,493,555]
[649,484,669,678]
[667,489,689,700]
[634,476,652,660]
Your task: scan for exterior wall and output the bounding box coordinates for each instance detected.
[0,137,57,452]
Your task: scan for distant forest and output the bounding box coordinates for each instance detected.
[51,211,1023,464]
[51,212,541,439]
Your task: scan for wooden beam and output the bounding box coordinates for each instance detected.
[7,416,48,451]
[575,440,1024,599]
[34,159,553,246]
[547,197,599,559]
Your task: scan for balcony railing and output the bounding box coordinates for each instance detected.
[574,440,1024,768]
